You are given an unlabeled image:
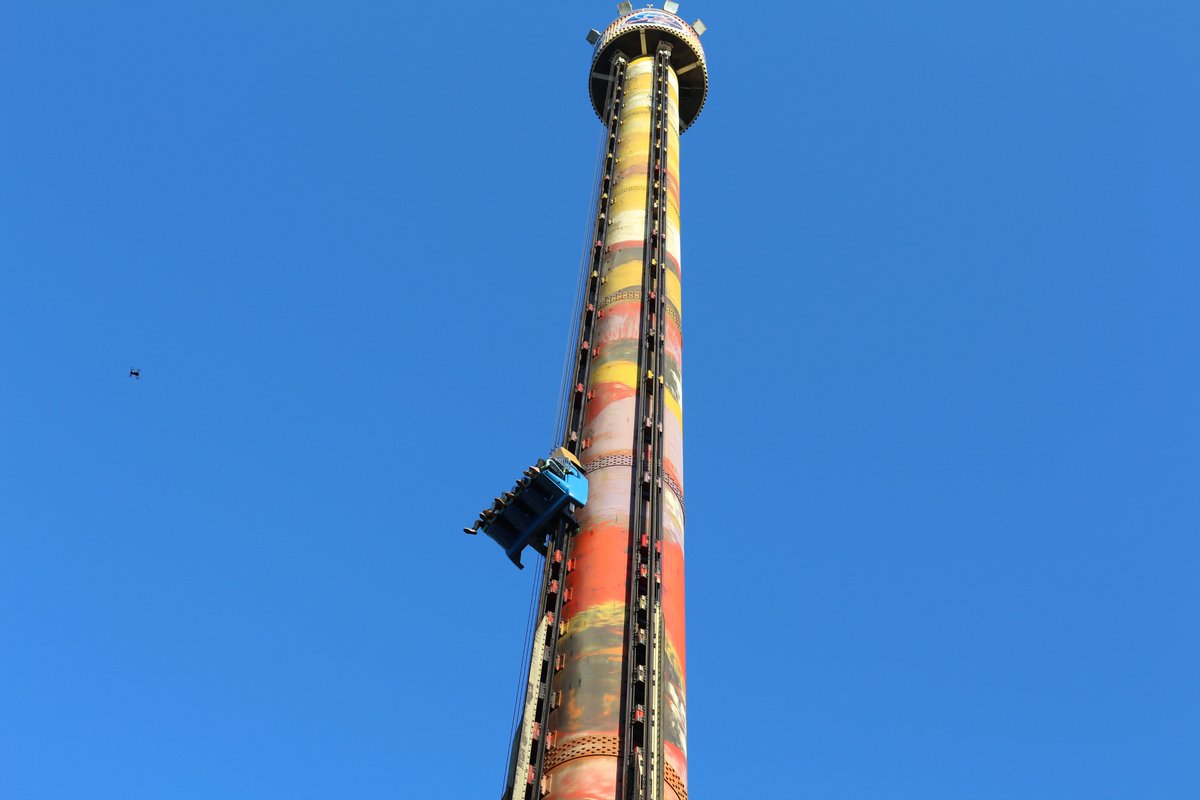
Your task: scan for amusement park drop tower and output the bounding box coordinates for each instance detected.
[466,5,708,800]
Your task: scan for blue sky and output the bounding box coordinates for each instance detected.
[2,1,1198,797]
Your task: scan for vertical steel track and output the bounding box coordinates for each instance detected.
[504,53,628,800]
[619,42,673,800]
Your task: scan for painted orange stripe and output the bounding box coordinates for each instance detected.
[585,382,635,425]
[565,522,632,611]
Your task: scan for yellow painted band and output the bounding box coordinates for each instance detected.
[665,388,683,423]
[603,261,644,295]
[626,72,653,92]
[611,180,649,215]
[665,269,681,309]
[592,361,639,389]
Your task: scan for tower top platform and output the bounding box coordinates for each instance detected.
[588,6,709,132]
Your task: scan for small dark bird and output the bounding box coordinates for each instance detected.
[129,368,140,380]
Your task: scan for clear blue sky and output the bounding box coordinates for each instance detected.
[2,1,1198,797]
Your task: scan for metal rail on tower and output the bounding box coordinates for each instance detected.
[503,52,629,800]
[619,41,673,800]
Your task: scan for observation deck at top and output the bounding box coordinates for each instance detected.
[588,6,709,132]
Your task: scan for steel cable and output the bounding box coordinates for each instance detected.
[500,549,545,797]
[553,124,610,449]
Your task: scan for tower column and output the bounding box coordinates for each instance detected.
[544,53,688,800]
[480,10,707,800]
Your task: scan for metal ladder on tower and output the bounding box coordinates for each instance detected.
[620,41,674,800]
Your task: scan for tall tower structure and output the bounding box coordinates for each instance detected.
[472,6,708,800]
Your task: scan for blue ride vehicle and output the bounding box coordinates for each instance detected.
[464,448,589,569]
